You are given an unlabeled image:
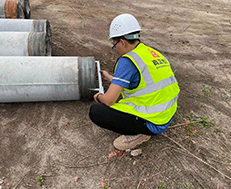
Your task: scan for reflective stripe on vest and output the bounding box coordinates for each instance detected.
[123,75,177,97]
[124,94,179,114]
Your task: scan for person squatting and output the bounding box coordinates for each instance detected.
[89,13,180,150]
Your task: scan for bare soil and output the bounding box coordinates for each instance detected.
[1,0,231,188]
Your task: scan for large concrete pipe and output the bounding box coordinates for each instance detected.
[0,19,51,35]
[0,32,52,56]
[0,56,100,103]
[0,0,30,19]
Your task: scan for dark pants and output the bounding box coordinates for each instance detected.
[89,103,154,135]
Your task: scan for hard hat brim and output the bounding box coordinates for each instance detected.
[108,29,142,40]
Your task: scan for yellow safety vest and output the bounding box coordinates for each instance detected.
[110,43,180,125]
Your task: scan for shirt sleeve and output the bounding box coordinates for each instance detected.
[111,57,140,89]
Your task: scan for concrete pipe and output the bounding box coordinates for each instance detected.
[0,19,52,44]
[0,0,29,19]
[0,19,51,35]
[0,56,99,103]
[0,32,52,56]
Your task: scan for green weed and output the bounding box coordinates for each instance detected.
[200,103,205,107]
[201,116,211,128]
[184,183,192,188]
[180,115,212,140]
[158,183,166,188]
[101,133,106,138]
[202,85,212,97]
[215,127,221,132]
[36,174,45,187]
[214,109,221,114]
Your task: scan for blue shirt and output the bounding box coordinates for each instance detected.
[111,57,173,134]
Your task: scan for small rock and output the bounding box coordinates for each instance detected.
[0,185,2,189]
[0,179,3,185]
[74,176,80,182]
[125,149,131,152]
[131,149,142,157]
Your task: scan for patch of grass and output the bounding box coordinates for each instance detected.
[36,174,45,187]
[200,103,205,107]
[101,133,106,138]
[201,116,211,128]
[158,183,166,188]
[198,130,205,135]
[221,91,230,102]
[214,108,221,114]
[184,183,192,188]
[184,125,196,137]
[180,115,212,140]
[202,85,212,97]
[215,127,221,133]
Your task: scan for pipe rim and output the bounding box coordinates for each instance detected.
[78,57,96,100]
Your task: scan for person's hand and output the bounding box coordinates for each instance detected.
[100,70,113,82]
[94,92,103,103]
[93,84,123,106]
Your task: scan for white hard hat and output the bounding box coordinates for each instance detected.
[109,13,142,39]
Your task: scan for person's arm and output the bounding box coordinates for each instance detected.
[94,84,123,106]
[100,70,113,82]
[94,57,138,106]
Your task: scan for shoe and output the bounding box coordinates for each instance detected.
[113,134,151,150]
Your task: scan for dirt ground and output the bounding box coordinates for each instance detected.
[1,0,231,188]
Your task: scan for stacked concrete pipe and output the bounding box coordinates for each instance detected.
[0,1,101,102]
[0,31,52,56]
[0,56,98,102]
[0,0,30,19]
[0,19,52,56]
[0,19,51,34]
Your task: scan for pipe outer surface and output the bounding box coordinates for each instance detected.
[0,56,96,103]
[0,19,50,33]
[0,32,52,56]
